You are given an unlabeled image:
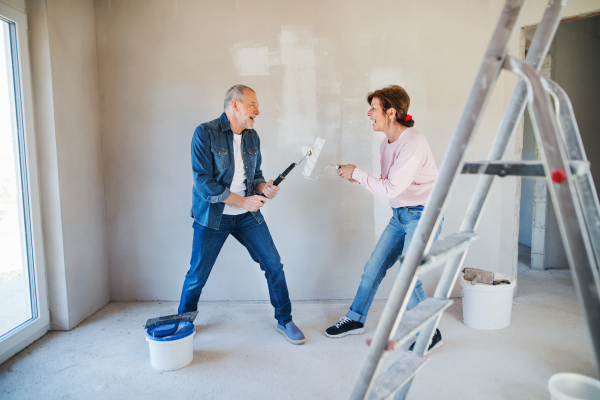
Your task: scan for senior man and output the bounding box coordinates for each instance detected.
[178,85,305,344]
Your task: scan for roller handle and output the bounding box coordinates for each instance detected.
[273,162,296,186]
[257,162,297,197]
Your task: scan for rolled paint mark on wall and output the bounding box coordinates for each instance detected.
[313,38,341,162]
[279,26,318,149]
[369,67,405,91]
[230,46,270,76]
[268,51,282,67]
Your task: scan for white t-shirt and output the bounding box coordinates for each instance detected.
[223,133,248,215]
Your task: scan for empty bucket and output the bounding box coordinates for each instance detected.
[146,321,195,370]
[460,273,516,330]
[548,373,600,400]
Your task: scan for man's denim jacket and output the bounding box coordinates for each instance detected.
[190,113,266,230]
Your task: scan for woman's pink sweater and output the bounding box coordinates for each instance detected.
[351,128,438,208]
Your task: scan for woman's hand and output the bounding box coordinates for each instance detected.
[338,164,357,180]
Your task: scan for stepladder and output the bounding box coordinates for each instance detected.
[349,0,600,399]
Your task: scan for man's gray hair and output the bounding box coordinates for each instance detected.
[223,85,255,112]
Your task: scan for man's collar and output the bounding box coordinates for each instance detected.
[219,112,231,132]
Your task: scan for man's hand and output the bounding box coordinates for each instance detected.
[224,193,266,212]
[257,180,280,199]
[338,164,357,181]
[241,195,266,212]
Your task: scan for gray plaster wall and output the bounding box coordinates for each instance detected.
[26,0,109,329]
[94,0,519,302]
[0,0,24,14]
[22,0,600,319]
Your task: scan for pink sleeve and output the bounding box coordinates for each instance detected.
[352,141,427,199]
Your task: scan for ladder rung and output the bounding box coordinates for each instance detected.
[392,298,452,346]
[461,160,589,177]
[401,232,479,275]
[367,351,428,400]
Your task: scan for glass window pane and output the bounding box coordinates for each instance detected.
[0,18,34,337]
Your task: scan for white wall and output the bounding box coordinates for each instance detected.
[27,0,109,329]
[21,0,599,313]
[93,0,517,303]
[0,0,24,13]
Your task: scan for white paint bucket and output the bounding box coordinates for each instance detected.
[460,273,515,330]
[548,373,600,400]
[145,321,195,370]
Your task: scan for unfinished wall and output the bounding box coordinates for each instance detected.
[94,0,510,303]
[0,0,24,13]
[89,0,600,304]
[27,0,109,329]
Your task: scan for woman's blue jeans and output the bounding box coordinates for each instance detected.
[347,206,442,324]
[178,213,292,326]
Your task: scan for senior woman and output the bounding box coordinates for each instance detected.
[325,85,443,354]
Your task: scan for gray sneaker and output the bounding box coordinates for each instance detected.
[276,321,306,345]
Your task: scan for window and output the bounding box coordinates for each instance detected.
[0,3,49,364]
[0,13,34,338]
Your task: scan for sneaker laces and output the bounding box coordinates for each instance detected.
[334,316,352,328]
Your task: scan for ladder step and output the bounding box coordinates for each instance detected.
[392,298,452,346]
[461,160,589,177]
[367,351,428,400]
[401,232,479,275]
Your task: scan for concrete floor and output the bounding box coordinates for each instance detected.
[0,261,597,399]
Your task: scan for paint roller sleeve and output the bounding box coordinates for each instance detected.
[303,137,325,178]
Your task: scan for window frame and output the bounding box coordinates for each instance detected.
[0,2,49,365]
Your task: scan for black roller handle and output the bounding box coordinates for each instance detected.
[258,162,297,197]
[273,162,297,186]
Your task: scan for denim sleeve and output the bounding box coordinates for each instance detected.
[253,135,266,190]
[192,126,231,203]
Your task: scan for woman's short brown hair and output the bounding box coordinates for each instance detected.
[367,85,414,127]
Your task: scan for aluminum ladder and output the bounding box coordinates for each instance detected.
[349,1,600,399]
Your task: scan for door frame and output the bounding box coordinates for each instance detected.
[0,2,50,365]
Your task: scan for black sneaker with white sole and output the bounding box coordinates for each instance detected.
[408,329,443,354]
[325,316,365,338]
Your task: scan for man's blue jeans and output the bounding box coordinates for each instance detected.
[347,206,442,324]
[178,213,292,326]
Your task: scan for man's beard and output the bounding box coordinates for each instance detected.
[242,117,253,129]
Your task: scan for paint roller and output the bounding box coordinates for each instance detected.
[302,137,342,181]
[302,137,325,179]
[260,137,330,195]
